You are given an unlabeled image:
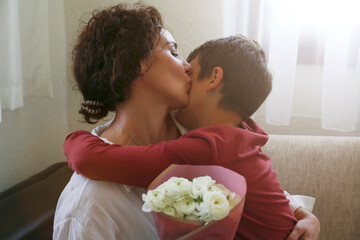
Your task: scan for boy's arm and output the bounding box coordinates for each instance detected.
[64,130,213,188]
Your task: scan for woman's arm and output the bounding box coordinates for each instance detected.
[64,130,214,188]
[287,208,320,240]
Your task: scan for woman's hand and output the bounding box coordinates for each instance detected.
[287,208,320,240]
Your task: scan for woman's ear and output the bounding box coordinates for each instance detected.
[206,66,224,91]
[139,57,152,75]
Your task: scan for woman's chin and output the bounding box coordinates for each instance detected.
[176,96,190,109]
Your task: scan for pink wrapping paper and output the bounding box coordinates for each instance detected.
[148,164,247,240]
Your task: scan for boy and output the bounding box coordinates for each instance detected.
[64,35,319,239]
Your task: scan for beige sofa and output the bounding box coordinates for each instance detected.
[263,135,360,240]
[0,135,358,239]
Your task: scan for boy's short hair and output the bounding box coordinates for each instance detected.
[187,35,272,120]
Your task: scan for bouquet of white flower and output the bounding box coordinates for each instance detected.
[142,176,241,224]
[143,164,247,240]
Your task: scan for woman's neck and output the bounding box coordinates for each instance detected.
[101,99,169,146]
[101,93,172,146]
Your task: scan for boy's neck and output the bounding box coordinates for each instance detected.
[196,109,243,129]
[176,107,243,132]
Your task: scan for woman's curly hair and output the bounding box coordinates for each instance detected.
[73,3,163,124]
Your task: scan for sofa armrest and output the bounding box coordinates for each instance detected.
[0,162,73,240]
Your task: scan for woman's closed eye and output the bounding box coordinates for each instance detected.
[165,41,179,57]
[171,51,179,57]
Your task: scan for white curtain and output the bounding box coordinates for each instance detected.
[0,0,23,123]
[0,0,52,123]
[224,0,360,132]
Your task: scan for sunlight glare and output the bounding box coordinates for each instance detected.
[276,0,360,26]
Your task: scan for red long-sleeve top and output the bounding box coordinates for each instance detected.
[64,119,296,239]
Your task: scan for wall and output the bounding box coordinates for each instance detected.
[0,0,67,192]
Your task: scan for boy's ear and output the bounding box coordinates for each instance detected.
[206,67,224,91]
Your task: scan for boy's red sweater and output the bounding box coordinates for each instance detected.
[64,119,296,239]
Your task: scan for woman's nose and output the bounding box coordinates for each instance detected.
[183,60,192,76]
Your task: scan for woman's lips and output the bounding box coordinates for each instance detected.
[187,80,192,93]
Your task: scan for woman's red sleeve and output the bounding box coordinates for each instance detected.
[64,130,214,188]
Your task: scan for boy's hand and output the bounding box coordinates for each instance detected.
[287,208,320,240]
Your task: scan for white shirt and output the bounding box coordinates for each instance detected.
[53,121,159,240]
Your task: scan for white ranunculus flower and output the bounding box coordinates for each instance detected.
[189,183,208,199]
[185,214,200,221]
[163,205,178,217]
[142,194,153,213]
[165,177,192,200]
[173,195,196,216]
[142,188,167,212]
[203,191,230,221]
[157,181,168,189]
[194,201,211,222]
[192,176,216,189]
[209,184,231,197]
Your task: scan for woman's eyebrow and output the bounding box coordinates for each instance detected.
[166,41,178,49]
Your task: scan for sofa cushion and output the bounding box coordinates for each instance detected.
[0,162,73,240]
[263,135,360,240]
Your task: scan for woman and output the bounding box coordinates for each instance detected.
[53,4,191,239]
[56,3,318,240]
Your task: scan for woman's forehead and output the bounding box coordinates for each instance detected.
[160,29,176,46]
